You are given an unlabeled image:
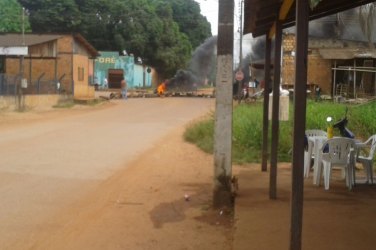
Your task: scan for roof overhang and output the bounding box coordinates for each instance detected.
[318,48,376,59]
[244,0,376,38]
[0,33,99,58]
[73,33,100,58]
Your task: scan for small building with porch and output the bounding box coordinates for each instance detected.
[0,33,99,109]
[281,33,376,100]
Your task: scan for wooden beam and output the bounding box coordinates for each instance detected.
[269,0,295,38]
[268,23,276,39]
[261,37,272,172]
[279,0,295,19]
[270,20,282,200]
[290,0,309,249]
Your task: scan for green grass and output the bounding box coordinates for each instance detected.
[53,98,106,109]
[84,98,105,106]
[53,101,75,109]
[184,112,215,154]
[184,100,376,164]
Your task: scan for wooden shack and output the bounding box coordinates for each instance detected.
[0,33,99,100]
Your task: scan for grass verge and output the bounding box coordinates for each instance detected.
[184,99,376,164]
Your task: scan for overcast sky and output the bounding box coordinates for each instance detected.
[194,0,219,35]
[194,0,243,36]
[194,0,255,67]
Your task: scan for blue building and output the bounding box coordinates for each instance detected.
[94,51,152,89]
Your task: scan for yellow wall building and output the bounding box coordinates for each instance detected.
[0,33,99,100]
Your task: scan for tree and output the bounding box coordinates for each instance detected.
[165,0,212,49]
[16,0,207,78]
[147,1,192,78]
[0,0,31,32]
[74,0,128,50]
[75,0,191,77]
[18,0,81,32]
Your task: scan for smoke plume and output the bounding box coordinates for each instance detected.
[167,36,217,91]
[189,36,217,82]
[244,6,373,76]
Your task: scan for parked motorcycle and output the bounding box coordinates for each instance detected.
[332,107,355,139]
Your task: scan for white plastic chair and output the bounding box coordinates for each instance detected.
[305,129,327,137]
[304,138,314,178]
[304,130,327,178]
[356,135,376,184]
[319,137,356,190]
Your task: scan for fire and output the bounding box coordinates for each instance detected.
[157,83,166,95]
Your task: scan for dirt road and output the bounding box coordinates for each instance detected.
[0,98,234,250]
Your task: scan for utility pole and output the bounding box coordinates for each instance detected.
[237,0,243,103]
[213,0,234,208]
[239,1,243,67]
[18,7,26,110]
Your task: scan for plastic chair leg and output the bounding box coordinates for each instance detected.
[365,162,374,184]
[304,151,311,178]
[323,163,332,190]
[316,162,322,186]
[346,166,353,191]
[370,164,374,184]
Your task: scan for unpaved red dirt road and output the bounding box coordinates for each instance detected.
[0,98,234,250]
[2,98,376,250]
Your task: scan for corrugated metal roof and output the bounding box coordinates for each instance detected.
[0,33,99,57]
[0,33,62,46]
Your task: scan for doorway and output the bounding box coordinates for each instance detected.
[108,69,124,89]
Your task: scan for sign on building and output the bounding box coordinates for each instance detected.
[0,46,28,55]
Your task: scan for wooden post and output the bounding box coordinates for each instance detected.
[213,0,234,209]
[237,0,243,103]
[290,0,309,249]
[262,37,272,172]
[374,63,376,96]
[353,59,356,98]
[270,20,282,200]
[333,60,337,99]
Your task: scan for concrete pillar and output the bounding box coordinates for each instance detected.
[213,0,234,208]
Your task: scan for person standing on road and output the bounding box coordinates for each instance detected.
[121,78,127,100]
[103,78,108,89]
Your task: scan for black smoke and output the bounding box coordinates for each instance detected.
[167,69,198,92]
[307,7,373,42]
[242,6,374,80]
[167,36,217,91]
[189,36,217,83]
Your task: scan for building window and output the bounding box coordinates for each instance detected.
[0,56,5,73]
[78,67,84,81]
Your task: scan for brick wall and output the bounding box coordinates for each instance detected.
[307,51,332,94]
[72,54,94,99]
[282,33,332,96]
[282,34,296,87]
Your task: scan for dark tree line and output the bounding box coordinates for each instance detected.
[0,0,31,32]
[4,0,212,78]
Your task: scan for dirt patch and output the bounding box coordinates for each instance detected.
[0,100,114,129]
[16,124,233,250]
[233,164,376,250]
[2,99,375,250]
